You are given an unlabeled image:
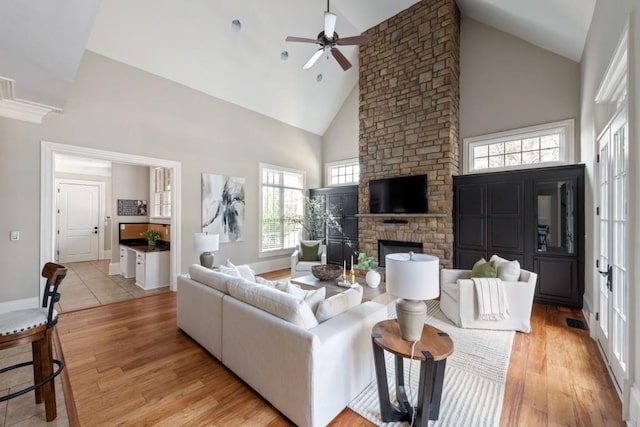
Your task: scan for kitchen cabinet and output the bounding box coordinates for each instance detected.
[453,164,585,308]
[134,249,170,290]
[119,245,136,278]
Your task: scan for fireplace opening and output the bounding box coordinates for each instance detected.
[378,240,423,267]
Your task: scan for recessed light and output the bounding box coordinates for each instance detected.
[281,51,289,61]
[316,73,323,82]
[231,19,241,32]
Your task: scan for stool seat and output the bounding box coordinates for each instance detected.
[0,308,56,336]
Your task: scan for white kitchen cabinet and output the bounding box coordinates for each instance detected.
[134,249,170,289]
[120,245,136,278]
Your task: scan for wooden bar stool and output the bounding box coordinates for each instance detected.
[0,262,67,421]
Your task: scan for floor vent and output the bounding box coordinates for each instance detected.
[566,318,587,330]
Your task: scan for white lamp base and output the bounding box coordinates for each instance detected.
[200,251,215,269]
[396,298,427,342]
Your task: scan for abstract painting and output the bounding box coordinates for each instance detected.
[202,173,245,242]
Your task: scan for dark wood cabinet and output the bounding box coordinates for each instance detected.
[310,185,359,268]
[453,164,585,308]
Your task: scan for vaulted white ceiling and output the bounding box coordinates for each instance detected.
[0,0,596,134]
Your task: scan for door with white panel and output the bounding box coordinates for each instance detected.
[58,182,100,263]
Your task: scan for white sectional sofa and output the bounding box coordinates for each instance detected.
[177,264,387,427]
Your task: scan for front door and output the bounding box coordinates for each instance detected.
[596,105,628,392]
[57,181,100,263]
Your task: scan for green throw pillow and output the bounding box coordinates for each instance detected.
[471,258,498,278]
[300,241,320,262]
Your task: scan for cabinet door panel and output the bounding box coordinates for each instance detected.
[457,218,485,249]
[342,217,358,239]
[534,257,579,306]
[457,185,485,215]
[488,182,522,215]
[455,250,486,270]
[326,239,344,265]
[488,217,522,252]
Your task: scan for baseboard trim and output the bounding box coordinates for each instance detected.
[109,262,120,275]
[0,296,39,314]
[249,257,290,275]
[629,384,640,426]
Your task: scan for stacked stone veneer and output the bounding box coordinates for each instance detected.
[358,0,460,268]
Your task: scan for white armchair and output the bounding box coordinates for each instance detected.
[439,267,538,333]
[290,240,327,278]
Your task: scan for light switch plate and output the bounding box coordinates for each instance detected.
[10,231,19,241]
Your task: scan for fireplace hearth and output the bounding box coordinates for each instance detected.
[378,240,423,267]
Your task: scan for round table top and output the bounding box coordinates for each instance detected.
[372,319,454,361]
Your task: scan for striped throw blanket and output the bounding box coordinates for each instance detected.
[472,277,510,320]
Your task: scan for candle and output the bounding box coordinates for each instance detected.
[351,255,354,269]
[343,260,346,271]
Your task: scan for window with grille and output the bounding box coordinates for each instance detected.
[463,119,575,174]
[326,159,360,186]
[260,164,305,253]
[150,167,172,218]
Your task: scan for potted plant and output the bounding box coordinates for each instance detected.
[354,252,381,288]
[141,230,161,248]
[285,196,341,240]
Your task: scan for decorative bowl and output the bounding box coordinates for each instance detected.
[311,264,342,281]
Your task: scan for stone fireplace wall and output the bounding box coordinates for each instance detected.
[358,0,460,268]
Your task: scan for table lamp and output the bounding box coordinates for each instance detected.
[194,233,219,268]
[385,252,440,342]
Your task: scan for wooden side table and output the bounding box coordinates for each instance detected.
[371,320,454,426]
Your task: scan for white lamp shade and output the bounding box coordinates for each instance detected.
[194,233,219,253]
[386,252,440,300]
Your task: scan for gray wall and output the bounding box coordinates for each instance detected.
[322,85,359,184]
[580,0,639,418]
[459,17,581,148]
[0,50,322,304]
[111,163,150,254]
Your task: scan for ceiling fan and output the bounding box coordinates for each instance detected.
[285,0,369,71]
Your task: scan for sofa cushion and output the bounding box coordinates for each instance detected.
[490,255,521,282]
[441,281,458,301]
[188,264,234,294]
[471,258,498,278]
[286,284,326,313]
[227,278,319,330]
[295,261,318,272]
[219,265,241,278]
[315,284,363,323]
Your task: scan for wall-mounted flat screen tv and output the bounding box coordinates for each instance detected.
[369,175,428,214]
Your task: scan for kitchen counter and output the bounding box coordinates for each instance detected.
[119,239,170,253]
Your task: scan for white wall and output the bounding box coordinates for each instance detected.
[0,50,322,304]
[459,17,581,148]
[580,0,639,421]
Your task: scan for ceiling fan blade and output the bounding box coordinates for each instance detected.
[324,11,336,39]
[286,36,318,44]
[336,35,370,46]
[303,49,325,70]
[331,47,352,71]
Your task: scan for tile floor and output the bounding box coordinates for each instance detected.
[57,260,170,313]
[0,260,170,426]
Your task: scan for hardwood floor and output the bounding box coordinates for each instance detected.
[55,272,623,426]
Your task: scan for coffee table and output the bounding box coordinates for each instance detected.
[290,274,386,302]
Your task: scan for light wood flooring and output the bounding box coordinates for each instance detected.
[49,269,625,425]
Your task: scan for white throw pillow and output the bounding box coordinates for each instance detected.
[490,255,521,282]
[315,284,363,323]
[255,276,288,291]
[227,278,319,329]
[224,260,256,282]
[219,265,240,277]
[286,284,326,313]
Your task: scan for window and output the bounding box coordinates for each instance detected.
[326,159,360,186]
[150,167,171,218]
[260,164,305,253]
[463,119,574,174]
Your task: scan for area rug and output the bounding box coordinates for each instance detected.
[348,300,514,426]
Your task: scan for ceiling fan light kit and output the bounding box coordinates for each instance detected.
[286,0,369,71]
